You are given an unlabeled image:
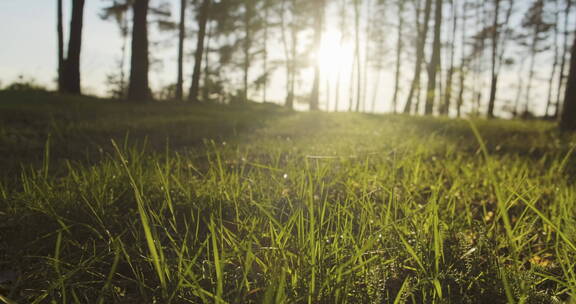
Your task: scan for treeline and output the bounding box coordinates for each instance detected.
[55,0,576,129]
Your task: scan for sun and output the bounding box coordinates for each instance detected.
[318,29,354,78]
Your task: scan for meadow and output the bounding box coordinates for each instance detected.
[1,91,576,303]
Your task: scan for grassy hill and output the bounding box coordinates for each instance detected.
[1,91,576,303]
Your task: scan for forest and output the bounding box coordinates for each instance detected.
[0,0,576,303]
[29,0,574,125]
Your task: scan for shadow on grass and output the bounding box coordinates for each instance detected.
[0,90,292,181]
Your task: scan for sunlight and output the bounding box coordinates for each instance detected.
[318,29,354,77]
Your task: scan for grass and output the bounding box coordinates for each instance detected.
[1,91,576,303]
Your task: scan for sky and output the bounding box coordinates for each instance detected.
[0,0,567,116]
[0,0,126,95]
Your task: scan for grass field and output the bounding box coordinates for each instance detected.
[1,91,576,303]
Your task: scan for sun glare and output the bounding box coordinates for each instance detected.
[318,30,354,77]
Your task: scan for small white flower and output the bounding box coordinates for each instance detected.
[283,173,288,179]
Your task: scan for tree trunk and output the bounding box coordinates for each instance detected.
[176,0,186,101]
[128,0,151,102]
[556,0,573,118]
[57,0,64,93]
[391,0,404,114]
[441,0,457,116]
[286,2,298,110]
[119,12,129,98]
[403,0,433,114]
[262,0,270,103]
[524,27,538,114]
[361,0,371,112]
[62,0,85,95]
[334,0,347,112]
[425,0,442,115]
[202,22,212,102]
[188,0,210,102]
[372,65,382,113]
[280,0,292,109]
[487,0,501,118]
[456,0,467,118]
[310,0,324,111]
[560,33,576,130]
[242,1,255,104]
[348,51,356,112]
[353,0,362,112]
[546,0,560,117]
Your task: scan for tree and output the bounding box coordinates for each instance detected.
[424,0,443,115]
[57,0,64,93]
[518,0,553,114]
[455,0,470,118]
[309,0,325,111]
[128,0,152,102]
[486,0,514,118]
[487,0,501,117]
[241,0,258,104]
[188,0,210,102]
[555,0,573,118]
[101,1,131,99]
[403,0,433,114]
[353,0,362,112]
[333,0,347,112]
[175,0,187,100]
[261,0,271,103]
[280,0,305,109]
[560,33,576,130]
[391,0,405,114]
[61,0,86,95]
[440,0,457,115]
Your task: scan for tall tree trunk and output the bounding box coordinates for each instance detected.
[487,0,501,118]
[513,59,526,116]
[62,0,85,95]
[285,0,298,110]
[188,0,210,102]
[119,12,129,98]
[242,1,255,104]
[361,0,371,112]
[202,22,212,102]
[353,0,362,112]
[556,0,573,118]
[524,27,538,114]
[310,0,325,111]
[57,0,64,93]
[391,0,404,114]
[128,0,151,102]
[262,0,270,103]
[456,0,468,118]
[403,0,433,114]
[372,64,382,113]
[280,0,292,109]
[348,50,357,112]
[334,0,347,112]
[176,0,186,100]
[546,0,560,117]
[560,33,576,130]
[424,0,442,115]
[441,0,457,115]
